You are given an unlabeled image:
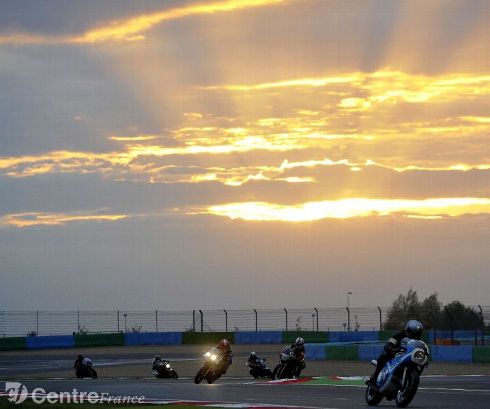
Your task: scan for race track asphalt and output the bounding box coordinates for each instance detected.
[8,376,490,409]
[1,346,489,408]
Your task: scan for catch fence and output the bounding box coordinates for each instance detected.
[1,306,488,338]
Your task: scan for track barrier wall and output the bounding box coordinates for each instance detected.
[235,331,282,344]
[74,333,125,348]
[329,331,379,343]
[1,332,489,364]
[182,332,235,345]
[124,332,182,346]
[26,335,74,349]
[473,346,490,363]
[305,343,327,360]
[282,331,329,344]
[0,337,26,351]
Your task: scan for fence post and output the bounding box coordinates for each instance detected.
[155,310,158,332]
[444,306,454,344]
[284,308,288,331]
[117,310,120,333]
[314,308,319,332]
[346,307,350,332]
[224,309,228,332]
[192,310,196,332]
[478,305,484,345]
[199,310,203,332]
[77,310,80,333]
[36,311,39,335]
[377,307,382,331]
[253,309,258,331]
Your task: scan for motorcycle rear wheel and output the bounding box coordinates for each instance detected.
[90,369,98,379]
[395,370,420,407]
[365,385,383,406]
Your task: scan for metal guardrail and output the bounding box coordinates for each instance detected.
[0,306,488,338]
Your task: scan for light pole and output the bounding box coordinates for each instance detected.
[347,292,352,331]
[123,313,128,333]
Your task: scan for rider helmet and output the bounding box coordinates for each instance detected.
[217,339,231,352]
[154,355,161,361]
[249,351,257,360]
[404,320,423,340]
[295,337,305,347]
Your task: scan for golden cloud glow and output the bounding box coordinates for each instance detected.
[0,212,128,228]
[208,70,490,105]
[0,0,286,45]
[0,66,489,186]
[197,198,490,222]
[110,135,159,142]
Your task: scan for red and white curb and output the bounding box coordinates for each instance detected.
[0,393,320,408]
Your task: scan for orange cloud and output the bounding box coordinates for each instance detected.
[0,211,128,228]
[194,198,490,222]
[0,0,287,45]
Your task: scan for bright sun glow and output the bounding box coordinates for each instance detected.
[198,198,490,222]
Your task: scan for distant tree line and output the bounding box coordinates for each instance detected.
[384,289,483,330]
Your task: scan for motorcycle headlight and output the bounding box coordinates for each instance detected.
[414,350,426,364]
[211,354,217,361]
[165,364,170,368]
[204,352,211,358]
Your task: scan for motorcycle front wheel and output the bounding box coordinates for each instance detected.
[170,370,178,379]
[272,364,282,380]
[365,385,383,406]
[194,366,206,384]
[395,369,420,408]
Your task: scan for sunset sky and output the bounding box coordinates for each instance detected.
[1,0,489,310]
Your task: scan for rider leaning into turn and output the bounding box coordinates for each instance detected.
[281,337,306,377]
[73,354,84,376]
[368,320,424,384]
[152,355,165,368]
[247,351,260,365]
[216,339,233,374]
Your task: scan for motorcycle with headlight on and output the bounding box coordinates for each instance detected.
[365,338,430,407]
[151,360,178,379]
[194,347,226,384]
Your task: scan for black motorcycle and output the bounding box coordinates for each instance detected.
[194,347,228,384]
[76,359,97,379]
[151,360,178,379]
[246,358,272,379]
[272,350,305,379]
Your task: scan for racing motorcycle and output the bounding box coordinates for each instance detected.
[246,358,272,379]
[272,349,305,379]
[151,360,178,379]
[365,338,430,407]
[77,358,98,379]
[194,347,227,384]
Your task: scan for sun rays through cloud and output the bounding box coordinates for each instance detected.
[193,198,490,222]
